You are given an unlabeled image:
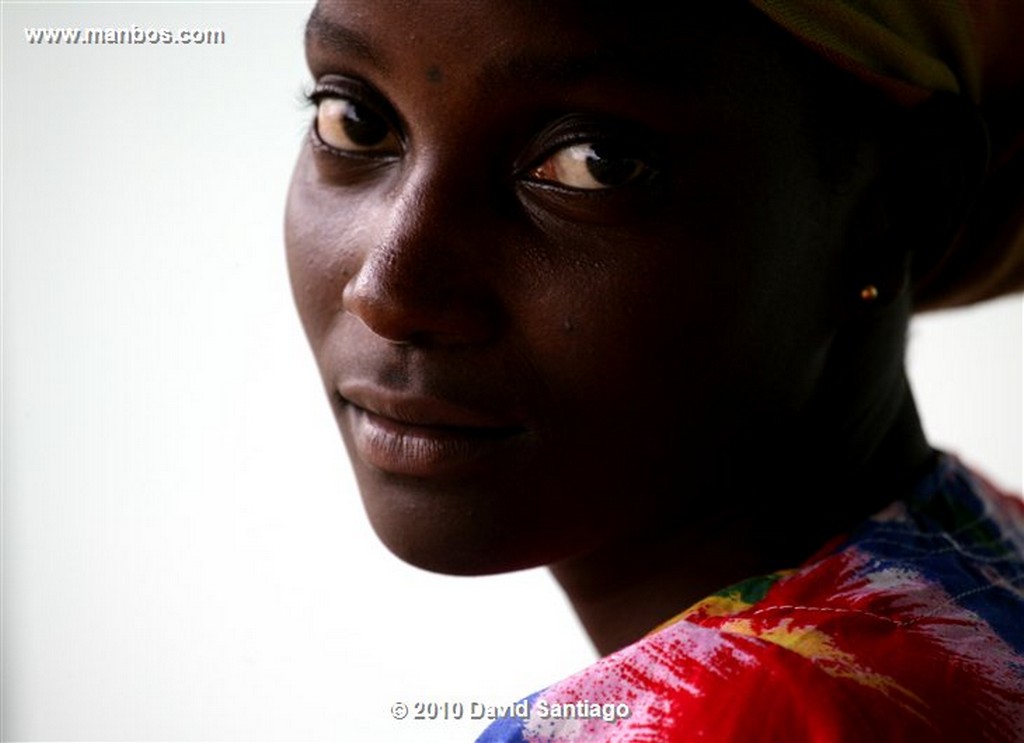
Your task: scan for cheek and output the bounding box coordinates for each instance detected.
[503,243,717,486]
[284,151,361,351]
[524,222,837,450]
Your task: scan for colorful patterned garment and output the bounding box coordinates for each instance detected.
[476,455,1024,742]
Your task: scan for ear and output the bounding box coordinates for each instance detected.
[882,92,990,290]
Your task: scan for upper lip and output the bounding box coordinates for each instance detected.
[337,381,525,431]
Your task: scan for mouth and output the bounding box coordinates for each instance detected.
[335,385,527,478]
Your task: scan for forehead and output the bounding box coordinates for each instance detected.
[304,1,787,99]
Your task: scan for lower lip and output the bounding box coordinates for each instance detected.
[344,404,523,478]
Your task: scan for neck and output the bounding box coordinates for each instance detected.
[550,348,935,656]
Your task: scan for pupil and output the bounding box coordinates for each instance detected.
[343,103,389,147]
[585,145,642,186]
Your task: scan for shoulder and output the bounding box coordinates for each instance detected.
[478,456,1024,742]
[481,607,1021,742]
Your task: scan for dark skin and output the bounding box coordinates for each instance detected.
[286,1,980,655]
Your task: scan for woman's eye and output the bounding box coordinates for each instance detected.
[313,95,400,155]
[530,143,653,190]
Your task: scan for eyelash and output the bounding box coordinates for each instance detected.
[303,82,404,159]
[519,117,662,192]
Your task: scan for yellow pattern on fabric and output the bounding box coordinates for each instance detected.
[675,594,751,620]
[718,615,928,720]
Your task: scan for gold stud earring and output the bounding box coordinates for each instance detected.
[860,285,879,302]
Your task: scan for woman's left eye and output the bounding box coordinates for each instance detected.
[530,142,654,190]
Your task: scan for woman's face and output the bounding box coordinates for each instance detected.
[286,1,876,574]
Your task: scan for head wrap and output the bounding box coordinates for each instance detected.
[749,0,1024,310]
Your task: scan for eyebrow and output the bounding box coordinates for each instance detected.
[305,5,389,72]
[485,45,707,94]
[486,51,620,88]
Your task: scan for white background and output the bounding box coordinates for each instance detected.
[2,2,1021,741]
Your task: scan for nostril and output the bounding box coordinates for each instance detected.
[341,263,404,340]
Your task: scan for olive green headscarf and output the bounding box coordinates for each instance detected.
[751,0,1024,310]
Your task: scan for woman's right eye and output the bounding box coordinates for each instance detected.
[312,94,401,156]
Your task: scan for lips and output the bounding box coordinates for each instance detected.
[336,383,527,478]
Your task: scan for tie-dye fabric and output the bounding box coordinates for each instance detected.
[477,455,1024,742]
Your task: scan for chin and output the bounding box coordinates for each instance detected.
[366,513,550,577]
[351,464,617,577]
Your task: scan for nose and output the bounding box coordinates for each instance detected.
[342,168,502,347]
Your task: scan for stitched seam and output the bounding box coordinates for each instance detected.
[867,509,993,538]
[745,573,1024,629]
[746,604,908,627]
[906,574,1024,624]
